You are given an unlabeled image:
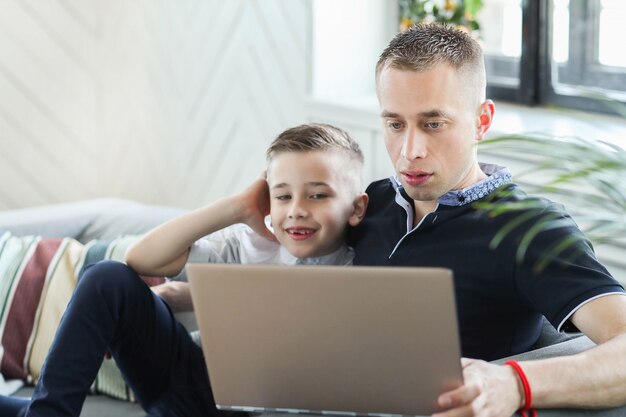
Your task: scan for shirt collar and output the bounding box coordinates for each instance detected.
[279,244,354,266]
[391,163,512,207]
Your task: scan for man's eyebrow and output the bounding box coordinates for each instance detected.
[381,110,399,118]
[420,110,449,118]
[380,110,451,118]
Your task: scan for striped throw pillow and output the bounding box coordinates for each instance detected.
[0,231,164,401]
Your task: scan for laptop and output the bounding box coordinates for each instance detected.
[186,263,462,417]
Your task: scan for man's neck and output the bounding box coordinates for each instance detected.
[412,200,438,227]
[410,164,489,226]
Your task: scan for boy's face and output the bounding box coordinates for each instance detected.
[266,150,364,258]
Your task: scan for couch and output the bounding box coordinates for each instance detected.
[0,198,187,416]
[0,198,624,417]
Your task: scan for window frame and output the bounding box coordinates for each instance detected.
[485,0,626,115]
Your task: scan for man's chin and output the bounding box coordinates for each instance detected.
[398,181,439,202]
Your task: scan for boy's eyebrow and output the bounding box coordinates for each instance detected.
[270,181,330,190]
[307,181,331,187]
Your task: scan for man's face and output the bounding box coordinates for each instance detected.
[266,151,360,258]
[377,64,491,203]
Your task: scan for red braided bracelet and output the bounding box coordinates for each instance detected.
[505,360,537,417]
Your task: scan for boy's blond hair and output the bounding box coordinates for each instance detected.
[266,123,364,194]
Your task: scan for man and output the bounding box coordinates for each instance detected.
[348,23,626,416]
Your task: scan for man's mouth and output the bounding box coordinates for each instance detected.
[401,170,433,186]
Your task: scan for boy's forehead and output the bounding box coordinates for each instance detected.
[266,151,358,187]
[267,151,347,174]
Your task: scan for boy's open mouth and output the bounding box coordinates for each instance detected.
[285,227,317,241]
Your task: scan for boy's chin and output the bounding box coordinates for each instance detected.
[287,248,319,259]
[278,235,343,259]
[284,244,339,259]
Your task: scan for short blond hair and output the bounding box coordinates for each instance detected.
[376,23,485,102]
[266,123,364,194]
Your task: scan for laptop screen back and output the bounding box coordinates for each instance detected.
[187,263,462,416]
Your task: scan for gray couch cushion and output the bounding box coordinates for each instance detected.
[78,201,185,242]
[14,387,143,416]
[0,198,185,243]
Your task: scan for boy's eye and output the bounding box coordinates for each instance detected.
[310,193,328,200]
[275,195,291,201]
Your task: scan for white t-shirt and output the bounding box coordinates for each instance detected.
[169,223,355,346]
[171,223,354,282]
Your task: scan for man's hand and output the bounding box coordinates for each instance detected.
[151,281,193,312]
[236,173,278,243]
[433,358,523,417]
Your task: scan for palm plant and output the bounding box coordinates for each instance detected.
[476,102,626,269]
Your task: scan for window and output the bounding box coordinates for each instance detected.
[479,0,626,114]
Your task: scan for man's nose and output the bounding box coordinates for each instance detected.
[401,128,428,161]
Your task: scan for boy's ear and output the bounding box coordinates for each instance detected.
[348,193,369,227]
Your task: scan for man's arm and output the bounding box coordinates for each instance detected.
[434,294,626,417]
[525,294,626,408]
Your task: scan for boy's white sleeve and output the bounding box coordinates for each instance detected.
[168,224,244,281]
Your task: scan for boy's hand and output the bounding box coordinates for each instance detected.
[238,173,278,243]
[151,281,194,312]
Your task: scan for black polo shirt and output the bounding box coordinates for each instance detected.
[348,175,624,361]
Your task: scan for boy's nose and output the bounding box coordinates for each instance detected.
[287,200,308,219]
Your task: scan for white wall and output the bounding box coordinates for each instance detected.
[312,0,395,100]
[0,0,311,209]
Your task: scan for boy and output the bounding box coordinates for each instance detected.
[2,123,368,417]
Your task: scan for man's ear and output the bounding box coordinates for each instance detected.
[348,193,369,227]
[475,99,495,142]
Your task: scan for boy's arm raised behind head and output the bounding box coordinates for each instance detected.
[235,175,278,243]
[125,195,244,277]
[125,176,276,278]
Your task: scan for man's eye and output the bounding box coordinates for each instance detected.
[426,121,444,129]
[388,121,403,130]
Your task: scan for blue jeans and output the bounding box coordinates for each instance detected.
[0,260,235,417]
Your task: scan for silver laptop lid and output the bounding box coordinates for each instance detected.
[187,264,463,417]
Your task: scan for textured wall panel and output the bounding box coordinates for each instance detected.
[0,0,310,209]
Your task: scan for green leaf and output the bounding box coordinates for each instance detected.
[477,98,626,262]
[464,0,484,15]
